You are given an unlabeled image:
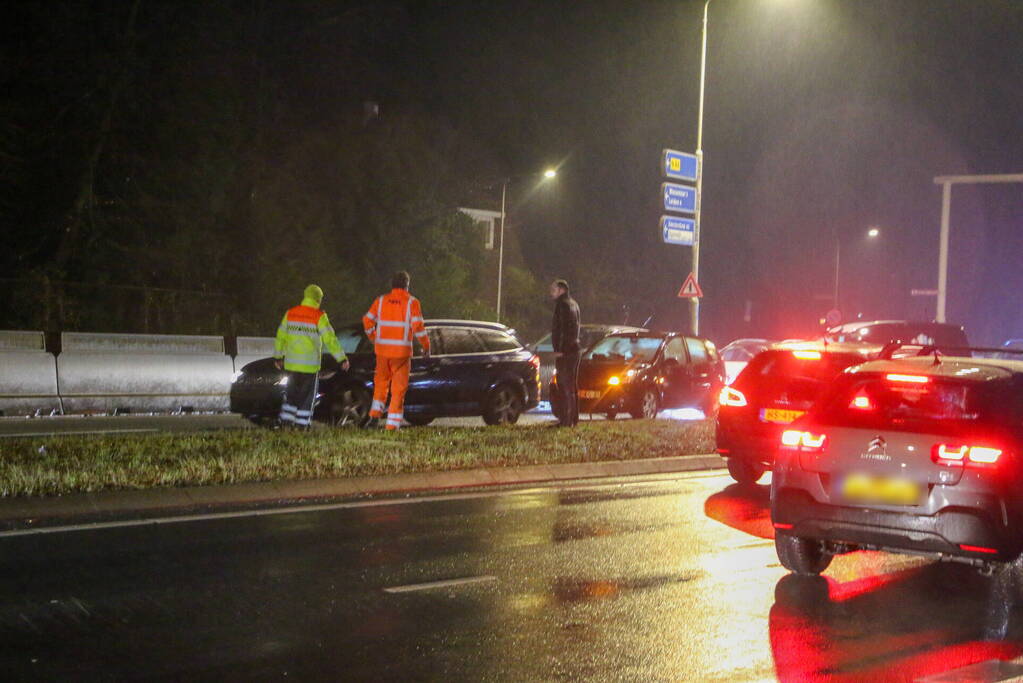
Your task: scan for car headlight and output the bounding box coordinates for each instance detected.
[231,371,244,383]
[608,376,621,386]
[276,375,289,386]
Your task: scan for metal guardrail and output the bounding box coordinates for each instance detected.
[0,331,288,417]
[0,331,62,417]
[234,337,276,373]
[56,333,234,415]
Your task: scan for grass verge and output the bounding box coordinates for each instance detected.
[0,420,715,498]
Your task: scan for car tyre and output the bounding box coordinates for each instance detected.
[630,388,659,420]
[404,415,434,427]
[775,532,833,576]
[727,457,765,485]
[482,383,524,426]
[329,387,371,428]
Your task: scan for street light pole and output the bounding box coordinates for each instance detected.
[495,169,557,323]
[691,0,710,336]
[497,179,508,323]
[832,237,841,311]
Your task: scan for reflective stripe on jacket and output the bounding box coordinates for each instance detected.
[273,297,346,373]
[362,288,430,358]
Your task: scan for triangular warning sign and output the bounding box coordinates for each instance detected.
[678,272,703,298]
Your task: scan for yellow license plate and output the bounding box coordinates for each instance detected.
[841,473,921,506]
[760,408,805,424]
[579,390,601,399]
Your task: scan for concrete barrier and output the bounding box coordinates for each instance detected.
[57,333,234,414]
[0,331,62,416]
[234,337,276,373]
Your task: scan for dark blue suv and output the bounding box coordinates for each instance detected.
[230,320,540,427]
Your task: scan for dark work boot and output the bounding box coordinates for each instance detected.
[362,417,381,430]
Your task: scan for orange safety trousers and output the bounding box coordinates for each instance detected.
[370,356,411,429]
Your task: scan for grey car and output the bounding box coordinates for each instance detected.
[771,348,1023,578]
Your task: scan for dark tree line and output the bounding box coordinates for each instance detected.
[0,1,552,339]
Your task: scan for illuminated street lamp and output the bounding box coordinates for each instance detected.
[497,168,558,322]
[833,227,881,311]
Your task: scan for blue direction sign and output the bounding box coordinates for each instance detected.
[662,182,696,214]
[661,216,695,246]
[662,149,698,182]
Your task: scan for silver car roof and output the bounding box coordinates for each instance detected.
[846,356,1023,382]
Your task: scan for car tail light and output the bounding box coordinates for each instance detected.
[886,373,929,384]
[850,391,873,410]
[781,430,827,452]
[931,443,1002,466]
[791,350,822,360]
[719,386,747,407]
[529,354,540,369]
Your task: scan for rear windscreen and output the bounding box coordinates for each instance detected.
[585,335,662,362]
[735,351,867,408]
[817,374,1006,429]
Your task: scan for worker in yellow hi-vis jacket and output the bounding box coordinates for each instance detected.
[273,284,348,428]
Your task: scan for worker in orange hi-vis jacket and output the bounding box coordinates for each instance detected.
[361,270,431,430]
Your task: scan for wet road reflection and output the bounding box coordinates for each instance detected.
[2,471,1023,680]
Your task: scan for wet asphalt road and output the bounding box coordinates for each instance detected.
[4,472,1023,681]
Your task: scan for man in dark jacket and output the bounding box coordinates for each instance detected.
[549,279,581,426]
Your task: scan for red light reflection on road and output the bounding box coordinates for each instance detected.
[770,568,1023,682]
[704,484,773,539]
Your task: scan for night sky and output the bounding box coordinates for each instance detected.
[405,0,1022,344]
[3,0,1021,345]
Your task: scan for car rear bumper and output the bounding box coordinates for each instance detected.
[716,419,779,467]
[773,486,1019,562]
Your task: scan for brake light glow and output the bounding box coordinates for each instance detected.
[719,386,747,407]
[792,350,822,360]
[781,430,802,447]
[959,544,998,554]
[850,392,872,410]
[932,443,1003,466]
[969,446,1003,464]
[781,430,827,451]
[886,373,929,384]
[773,522,794,530]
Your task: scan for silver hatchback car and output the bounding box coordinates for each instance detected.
[771,347,1023,577]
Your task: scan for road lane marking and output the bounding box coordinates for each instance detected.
[383,576,497,594]
[0,466,729,539]
[0,429,159,438]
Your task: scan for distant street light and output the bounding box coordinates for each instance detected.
[833,227,882,311]
[497,169,558,322]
